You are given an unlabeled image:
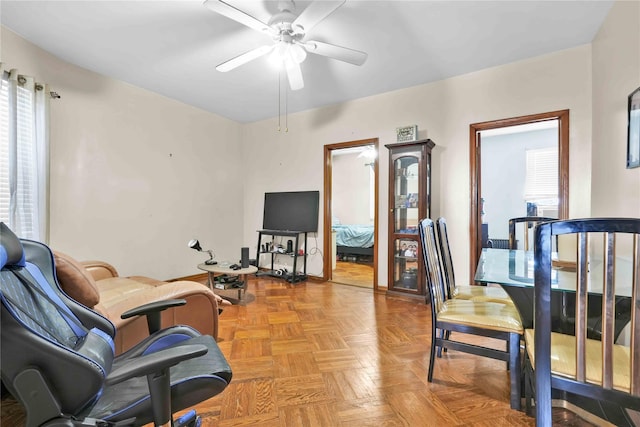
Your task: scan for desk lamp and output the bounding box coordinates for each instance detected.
[188,239,217,265]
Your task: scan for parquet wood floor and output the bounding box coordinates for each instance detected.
[182,276,594,427]
[331,261,373,288]
[0,276,595,426]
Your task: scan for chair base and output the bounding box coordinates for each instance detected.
[524,355,639,427]
[430,322,522,410]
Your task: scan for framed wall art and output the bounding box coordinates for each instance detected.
[627,86,640,169]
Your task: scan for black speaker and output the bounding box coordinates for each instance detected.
[241,247,249,268]
[286,239,293,254]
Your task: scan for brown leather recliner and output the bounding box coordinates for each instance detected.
[52,251,229,355]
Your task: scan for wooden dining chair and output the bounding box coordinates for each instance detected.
[419,218,524,410]
[527,218,640,426]
[436,217,513,305]
[508,216,556,250]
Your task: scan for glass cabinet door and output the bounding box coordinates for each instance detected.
[393,156,420,234]
[392,238,419,290]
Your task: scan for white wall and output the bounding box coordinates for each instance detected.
[591,1,640,219]
[332,152,372,225]
[482,128,557,240]
[2,27,244,279]
[242,45,593,284]
[5,0,636,285]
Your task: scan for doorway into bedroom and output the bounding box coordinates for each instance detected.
[323,138,379,290]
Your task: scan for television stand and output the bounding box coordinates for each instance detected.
[255,230,308,283]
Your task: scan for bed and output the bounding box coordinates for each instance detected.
[333,224,375,258]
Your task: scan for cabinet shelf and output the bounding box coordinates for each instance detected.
[394,255,418,261]
[260,251,307,258]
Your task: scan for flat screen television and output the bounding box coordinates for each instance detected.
[263,191,319,232]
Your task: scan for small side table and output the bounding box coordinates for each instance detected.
[197,263,257,301]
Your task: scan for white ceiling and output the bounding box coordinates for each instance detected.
[1,0,613,123]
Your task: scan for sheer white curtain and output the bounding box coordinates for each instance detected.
[0,64,50,241]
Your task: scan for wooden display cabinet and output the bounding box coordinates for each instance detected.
[385,139,435,298]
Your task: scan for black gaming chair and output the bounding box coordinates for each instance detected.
[0,222,232,427]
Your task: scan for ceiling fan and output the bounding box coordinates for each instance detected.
[204,0,368,91]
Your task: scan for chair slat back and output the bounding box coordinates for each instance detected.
[509,216,556,250]
[534,218,640,425]
[575,232,588,383]
[419,218,447,311]
[632,234,640,395]
[602,231,616,389]
[435,218,456,299]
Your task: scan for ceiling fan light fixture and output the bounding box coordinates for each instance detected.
[290,43,307,64]
[269,40,307,70]
[268,41,288,68]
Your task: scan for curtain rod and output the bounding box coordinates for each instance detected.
[2,69,61,99]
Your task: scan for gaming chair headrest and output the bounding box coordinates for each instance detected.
[0,222,26,269]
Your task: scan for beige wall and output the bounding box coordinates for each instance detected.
[2,27,244,279]
[332,151,372,226]
[242,46,593,283]
[3,0,637,284]
[591,1,640,218]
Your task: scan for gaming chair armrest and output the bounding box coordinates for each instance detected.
[120,299,187,335]
[105,344,208,386]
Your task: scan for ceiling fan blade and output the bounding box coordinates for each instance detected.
[292,0,345,34]
[203,0,273,34]
[304,40,367,66]
[216,45,274,72]
[286,62,304,91]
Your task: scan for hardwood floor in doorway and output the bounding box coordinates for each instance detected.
[331,260,374,288]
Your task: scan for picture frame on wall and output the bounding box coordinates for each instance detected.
[627,86,640,169]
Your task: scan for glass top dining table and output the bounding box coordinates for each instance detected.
[473,248,634,333]
[474,248,634,297]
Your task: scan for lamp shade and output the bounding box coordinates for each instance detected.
[188,239,202,252]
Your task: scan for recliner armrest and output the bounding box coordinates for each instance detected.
[121,299,187,335]
[105,344,208,385]
[81,260,120,281]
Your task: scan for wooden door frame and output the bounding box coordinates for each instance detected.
[469,110,570,284]
[323,138,379,290]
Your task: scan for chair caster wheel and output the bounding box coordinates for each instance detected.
[175,410,201,427]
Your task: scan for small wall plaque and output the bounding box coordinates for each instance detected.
[396,125,418,142]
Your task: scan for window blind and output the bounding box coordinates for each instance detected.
[0,81,10,223]
[0,79,39,238]
[524,147,558,201]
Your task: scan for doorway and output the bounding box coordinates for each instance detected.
[469,110,570,283]
[323,138,379,290]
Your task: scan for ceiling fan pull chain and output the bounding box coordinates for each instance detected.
[278,70,282,132]
[285,83,289,133]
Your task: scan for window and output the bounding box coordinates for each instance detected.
[524,146,558,216]
[0,70,49,240]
